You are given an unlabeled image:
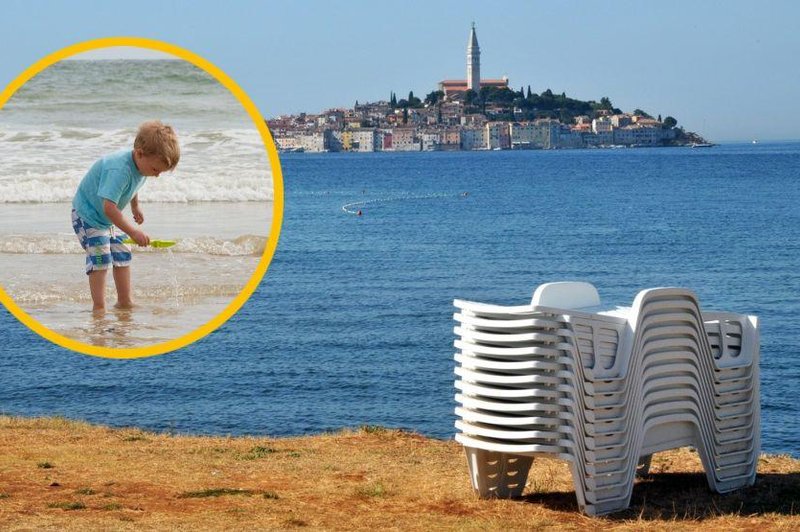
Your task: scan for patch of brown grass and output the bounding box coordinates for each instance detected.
[0,415,797,530]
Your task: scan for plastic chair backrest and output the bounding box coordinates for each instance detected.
[532,281,601,310]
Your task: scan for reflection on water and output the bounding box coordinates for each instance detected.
[86,307,136,347]
[166,249,181,310]
[48,296,231,348]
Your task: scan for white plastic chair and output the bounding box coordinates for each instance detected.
[453,282,759,515]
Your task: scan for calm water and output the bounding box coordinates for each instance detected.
[1,145,798,457]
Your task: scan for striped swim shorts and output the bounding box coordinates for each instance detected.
[71,209,132,275]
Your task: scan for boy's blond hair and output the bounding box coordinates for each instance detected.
[134,120,180,170]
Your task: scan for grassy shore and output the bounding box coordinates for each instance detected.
[0,416,797,530]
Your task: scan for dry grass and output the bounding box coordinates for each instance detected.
[0,415,797,530]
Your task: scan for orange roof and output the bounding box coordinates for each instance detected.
[440,79,509,86]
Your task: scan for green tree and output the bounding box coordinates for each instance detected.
[402,107,408,124]
[663,116,678,128]
[424,90,445,106]
[406,90,422,108]
[464,89,478,106]
[480,86,515,104]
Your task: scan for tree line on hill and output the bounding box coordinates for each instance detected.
[388,86,678,129]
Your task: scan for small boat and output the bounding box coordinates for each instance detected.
[690,143,714,148]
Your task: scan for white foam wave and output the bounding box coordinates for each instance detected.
[0,178,273,203]
[0,127,273,203]
[0,234,267,256]
[174,235,266,256]
[0,234,82,254]
[9,282,244,304]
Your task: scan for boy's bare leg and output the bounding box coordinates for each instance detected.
[88,270,107,313]
[113,266,134,308]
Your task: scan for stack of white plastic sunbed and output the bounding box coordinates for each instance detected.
[453,282,759,516]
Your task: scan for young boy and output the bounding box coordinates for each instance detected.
[72,120,180,313]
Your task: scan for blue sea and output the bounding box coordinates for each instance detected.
[2,144,799,457]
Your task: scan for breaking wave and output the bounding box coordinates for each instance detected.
[0,234,267,256]
[0,128,273,203]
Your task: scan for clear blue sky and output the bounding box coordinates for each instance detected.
[1,0,798,142]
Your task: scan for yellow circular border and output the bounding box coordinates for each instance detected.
[0,37,284,359]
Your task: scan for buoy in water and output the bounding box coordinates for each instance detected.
[357,210,362,216]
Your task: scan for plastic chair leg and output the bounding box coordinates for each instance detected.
[464,447,534,498]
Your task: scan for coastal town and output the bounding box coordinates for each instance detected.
[268,25,707,153]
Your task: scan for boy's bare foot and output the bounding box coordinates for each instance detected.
[114,301,135,310]
[92,306,106,317]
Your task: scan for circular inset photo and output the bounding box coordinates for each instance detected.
[0,39,283,358]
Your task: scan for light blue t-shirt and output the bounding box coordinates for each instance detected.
[72,149,146,229]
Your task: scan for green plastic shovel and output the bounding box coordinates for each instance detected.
[122,238,177,248]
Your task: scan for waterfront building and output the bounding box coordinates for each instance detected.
[439,128,461,150]
[533,119,561,149]
[391,127,419,151]
[509,122,538,149]
[294,132,320,152]
[351,129,378,152]
[592,117,613,134]
[327,130,344,152]
[588,130,614,146]
[275,135,300,151]
[461,126,488,150]
[340,130,353,151]
[613,124,662,146]
[558,125,585,149]
[420,132,439,151]
[486,122,511,150]
[380,130,393,150]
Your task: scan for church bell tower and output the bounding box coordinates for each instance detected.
[467,23,480,92]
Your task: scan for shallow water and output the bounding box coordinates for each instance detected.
[0,203,269,345]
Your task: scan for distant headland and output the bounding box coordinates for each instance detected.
[267,24,710,153]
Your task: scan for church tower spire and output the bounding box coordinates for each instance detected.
[467,22,480,92]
